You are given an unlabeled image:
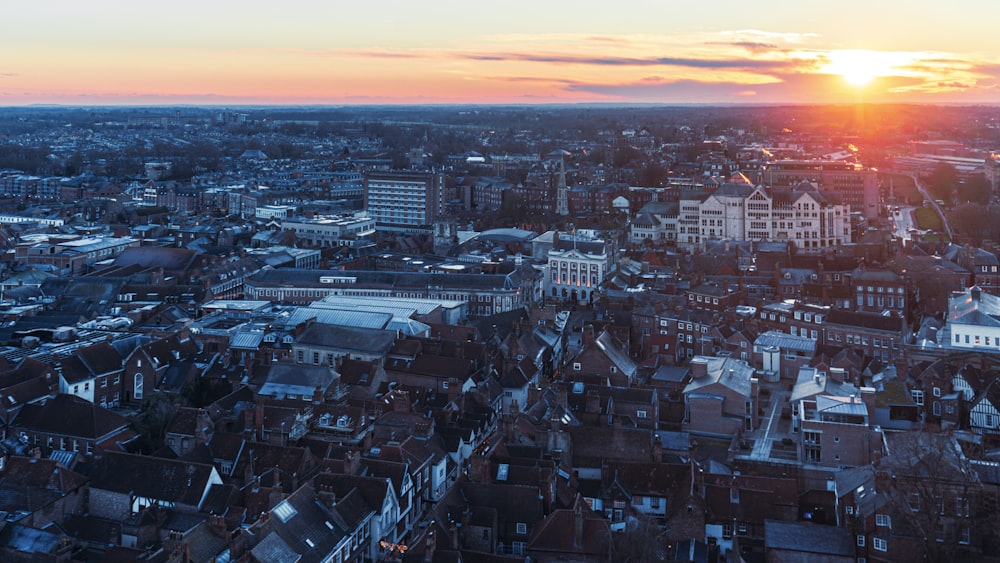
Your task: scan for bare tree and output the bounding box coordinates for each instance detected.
[879,431,999,561]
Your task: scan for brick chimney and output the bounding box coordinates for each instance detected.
[392,390,411,413]
[860,387,876,418]
[344,450,361,475]
[690,357,709,379]
[423,530,437,563]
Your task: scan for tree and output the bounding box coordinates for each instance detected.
[925,162,958,202]
[957,174,992,205]
[878,431,1000,560]
[613,513,667,562]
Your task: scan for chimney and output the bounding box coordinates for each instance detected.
[691,357,709,379]
[392,390,411,413]
[573,501,585,548]
[972,286,982,302]
[244,449,255,485]
[582,324,596,347]
[344,450,361,475]
[860,387,876,417]
[423,530,437,563]
[528,385,542,406]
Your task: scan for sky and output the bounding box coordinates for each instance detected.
[3,0,1000,105]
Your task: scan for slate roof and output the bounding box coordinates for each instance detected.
[11,393,129,440]
[764,519,854,556]
[251,532,300,563]
[683,356,755,397]
[296,323,397,356]
[89,451,218,508]
[595,331,637,379]
[825,309,905,332]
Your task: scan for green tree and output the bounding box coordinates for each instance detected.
[926,162,958,202]
[957,174,992,205]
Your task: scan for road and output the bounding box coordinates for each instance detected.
[890,205,919,242]
[908,174,954,240]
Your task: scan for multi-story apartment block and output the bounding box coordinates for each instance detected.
[364,172,443,232]
[763,160,879,219]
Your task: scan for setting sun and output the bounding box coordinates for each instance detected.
[822,50,902,87]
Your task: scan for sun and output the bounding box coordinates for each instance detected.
[822,50,899,87]
[841,68,876,86]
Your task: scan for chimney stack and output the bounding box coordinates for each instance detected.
[691,357,709,379]
[573,500,585,548]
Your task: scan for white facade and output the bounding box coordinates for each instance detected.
[661,180,852,252]
[280,214,376,247]
[255,204,298,220]
[545,243,609,304]
[970,396,1000,434]
[944,287,1000,352]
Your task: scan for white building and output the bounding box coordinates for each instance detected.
[255,204,298,220]
[280,213,376,247]
[946,286,1000,351]
[648,174,851,252]
[545,232,610,304]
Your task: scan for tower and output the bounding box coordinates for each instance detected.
[556,155,569,216]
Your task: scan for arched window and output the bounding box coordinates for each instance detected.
[134,374,144,400]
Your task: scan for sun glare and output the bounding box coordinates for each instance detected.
[823,50,900,87]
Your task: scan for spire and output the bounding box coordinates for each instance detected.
[556,155,569,216]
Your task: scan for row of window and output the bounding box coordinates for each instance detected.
[955,332,1000,347]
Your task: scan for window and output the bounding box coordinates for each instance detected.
[846,505,854,516]
[636,410,647,419]
[933,387,941,397]
[933,402,941,416]
[876,514,891,528]
[134,374,143,400]
[857,535,865,547]
[516,522,527,535]
[955,496,969,517]
[873,537,887,552]
[907,492,920,512]
[911,390,924,406]
[573,362,581,371]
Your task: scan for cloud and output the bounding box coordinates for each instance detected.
[340,49,426,59]
[481,76,582,85]
[706,41,780,53]
[720,30,819,43]
[459,51,801,72]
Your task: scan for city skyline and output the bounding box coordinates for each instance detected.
[4,1,1000,106]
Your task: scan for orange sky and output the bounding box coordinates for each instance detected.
[3,1,999,105]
